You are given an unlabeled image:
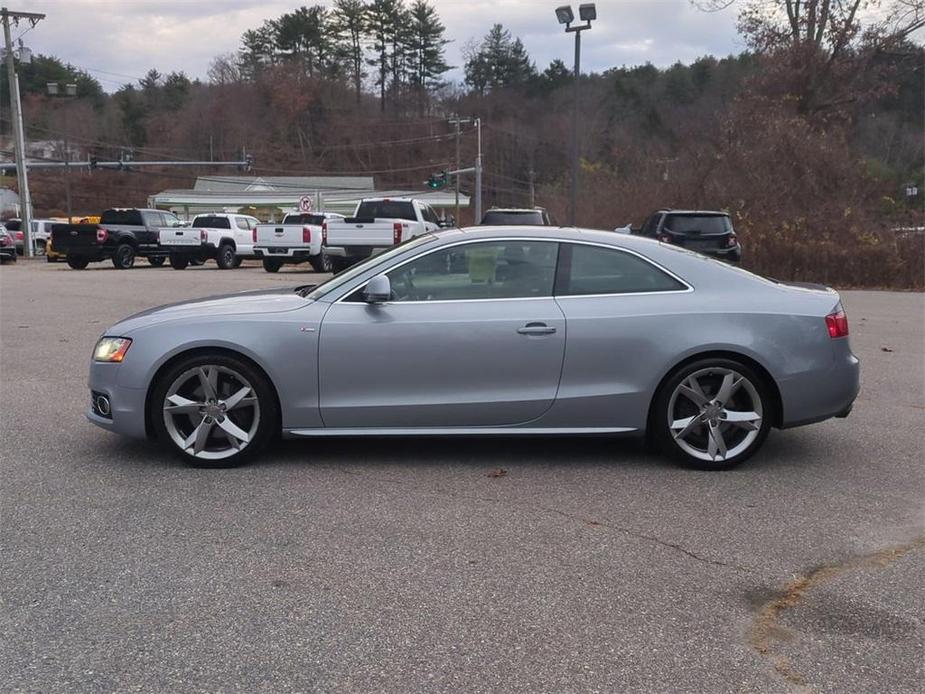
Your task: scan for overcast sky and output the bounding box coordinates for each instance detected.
[21,0,745,90]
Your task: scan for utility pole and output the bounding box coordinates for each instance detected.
[529,169,536,208]
[2,7,44,257]
[47,82,77,222]
[452,116,461,223]
[474,117,482,223]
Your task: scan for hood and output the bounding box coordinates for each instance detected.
[107,287,311,335]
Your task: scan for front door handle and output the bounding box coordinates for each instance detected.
[517,322,557,336]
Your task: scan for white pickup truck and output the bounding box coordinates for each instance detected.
[158,213,260,270]
[253,212,344,273]
[323,197,443,270]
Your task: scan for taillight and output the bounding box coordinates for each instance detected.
[302,225,312,244]
[726,233,738,248]
[15,230,23,240]
[96,227,109,243]
[252,227,257,243]
[393,222,402,245]
[825,308,849,338]
[321,222,327,245]
[657,233,671,244]
[200,229,207,242]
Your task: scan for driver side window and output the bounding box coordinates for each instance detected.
[385,241,558,302]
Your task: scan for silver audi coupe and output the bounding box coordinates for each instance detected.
[87,226,859,470]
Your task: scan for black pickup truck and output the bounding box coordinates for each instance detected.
[51,208,184,269]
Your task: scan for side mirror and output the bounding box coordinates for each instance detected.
[363,274,391,303]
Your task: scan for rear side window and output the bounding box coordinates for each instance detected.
[192,216,231,229]
[481,211,545,225]
[355,201,417,221]
[235,217,252,230]
[101,209,143,226]
[557,244,687,295]
[663,215,731,235]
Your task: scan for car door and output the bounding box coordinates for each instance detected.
[318,239,565,428]
[233,216,255,254]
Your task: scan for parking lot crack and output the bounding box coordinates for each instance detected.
[748,536,925,689]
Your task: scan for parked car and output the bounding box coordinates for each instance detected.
[630,210,741,262]
[85,226,858,470]
[323,198,442,270]
[253,211,344,273]
[159,213,261,270]
[51,208,181,269]
[480,207,552,225]
[0,226,16,263]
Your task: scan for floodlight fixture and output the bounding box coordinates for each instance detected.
[579,3,596,21]
[555,5,574,24]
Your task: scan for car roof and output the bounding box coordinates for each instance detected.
[656,209,729,216]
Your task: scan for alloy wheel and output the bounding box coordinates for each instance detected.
[667,366,763,463]
[162,365,260,461]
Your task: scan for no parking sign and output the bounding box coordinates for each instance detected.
[298,195,314,213]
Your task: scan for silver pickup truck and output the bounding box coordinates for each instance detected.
[323,198,443,270]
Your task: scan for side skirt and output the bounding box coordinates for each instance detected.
[285,426,638,437]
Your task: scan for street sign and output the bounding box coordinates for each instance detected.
[298,194,314,213]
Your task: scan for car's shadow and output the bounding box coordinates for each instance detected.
[96,430,828,474]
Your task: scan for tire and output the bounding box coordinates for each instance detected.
[147,255,166,267]
[111,243,136,269]
[189,258,205,266]
[169,255,189,270]
[66,255,89,270]
[35,240,47,256]
[262,257,283,273]
[309,252,333,273]
[216,243,236,270]
[150,353,278,468]
[232,256,244,268]
[652,357,772,471]
[328,256,349,273]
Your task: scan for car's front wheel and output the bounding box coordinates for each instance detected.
[111,243,136,269]
[151,354,278,468]
[147,255,166,267]
[262,258,283,273]
[653,358,771,470]
[216,243,236,269]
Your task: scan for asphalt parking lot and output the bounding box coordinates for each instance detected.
[1,259,923,693]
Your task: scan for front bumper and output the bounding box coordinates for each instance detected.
[86,361,149,439]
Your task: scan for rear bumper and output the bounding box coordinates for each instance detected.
[0,246,16,261]
[699,244,741,262]
[325,245,376,258]
[778,344,860,428]
[254,247,314,259]
[167,243,216,258]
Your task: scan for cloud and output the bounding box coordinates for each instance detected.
[24,0,742,90]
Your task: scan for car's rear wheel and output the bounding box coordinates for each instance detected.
[262,258,283,273]
[66,255,89,270]
[232,256,243,268]
[216,243,236,269]
[151,354,278,468]
[147,255,166,267]
[169,255,189,270]
[653,358,771,470]
[112,243,136,269]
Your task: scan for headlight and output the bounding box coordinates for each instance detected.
[93,337,132,362]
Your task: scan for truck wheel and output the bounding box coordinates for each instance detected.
[216,243,236,270]
[169,255,189,270]
[189,258,205,266]
[232,256,244,268]
[66,255,89,270]
[329,257,349,273]
[112,243,136,269]
[262,258,283,273]
[309,252,333,273]
[35,240,47,256]
[147,256,166,267]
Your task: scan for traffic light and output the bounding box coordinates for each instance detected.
[426,171,448,189]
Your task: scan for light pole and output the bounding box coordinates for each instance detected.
[47,82,77,225]
[556,3,595,226]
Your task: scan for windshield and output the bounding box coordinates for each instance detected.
[283,214,326,225]
[192,216,231,229]
[664,215,731,235]
[481,210,546,225]
[100,209,143,226]
[354,200,417,221]
[303,234,437,300]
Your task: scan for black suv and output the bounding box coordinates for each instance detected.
[633,210,741,262]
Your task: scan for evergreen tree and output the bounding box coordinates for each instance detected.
[407,0,450,93]
[333,0,369,103]
[239,22,277,80]
[365,0,404,111]
[464,24,536,94]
